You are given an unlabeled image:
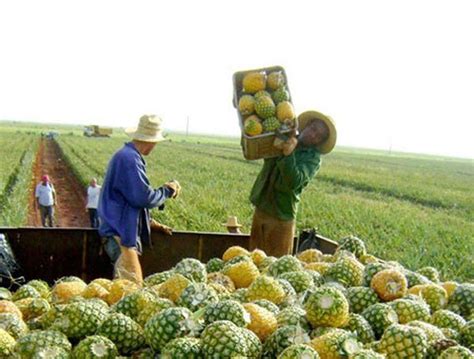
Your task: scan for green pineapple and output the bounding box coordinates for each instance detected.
[143,270,174,286]
[346,286,379,314]
[31,346,70,359]
[228,288,248,303]
[272,87,290,104]
[263,116,282,132]
[461,320,474,350]
[136,297,174,327]
[255,96,276,119]
[431,309,467,332]
[277,343,319,358]
[426,338,458,359]
[204,300,250,327]
[362,262,392,286]
[279,271,314,294]
[449,283,474,318]
[72,335,118,359]
[97,312,145,355]
[304,287,350,328]
[417,266,441,283]
[376,324,428,358]
[112,289,155,322]
[206,258,224,273]
[407,320,446,343]
[404,271,431,288]
[51,300,108,340]
[143,307,194,352]
[258,256,277,272]
[201,320,250,358]
[268,255,303,277]
[12,285,41,301]
[246,276,286,305]
[361,303,398,338]
[276,307,310,331]
[161,337,202,358]
[177,283,219,312]
[324,257,364,287]
[420,284,448,312]
[239,327,262,358]
[14,330,72,358]
[263,325,311,358]
[343,313,375,344]
[251,299,280,316]
[439,345,474,358]
[174,258,207,283]
[0,313,28,339]
[389,298,431,324]
[337,236,367,258]
[350,349,385,358]
[27,280,50,299]
[254,90,272,99]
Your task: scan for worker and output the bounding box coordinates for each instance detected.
[86,178,101,228]
[98,114,181,284]
[222,216,243,234]
[35,175,56,227]
[249,110,337,257]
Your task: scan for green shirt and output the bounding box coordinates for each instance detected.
[250,145,321,221]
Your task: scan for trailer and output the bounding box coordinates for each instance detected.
[83,125,113,137]
[0,227,338,284]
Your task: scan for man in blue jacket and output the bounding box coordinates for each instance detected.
[98,114,180,284]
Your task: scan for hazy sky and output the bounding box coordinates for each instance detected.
[1,0,473,158]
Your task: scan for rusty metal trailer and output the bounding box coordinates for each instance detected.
[0,227,338,284]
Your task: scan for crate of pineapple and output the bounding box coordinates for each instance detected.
[233,66,298,160]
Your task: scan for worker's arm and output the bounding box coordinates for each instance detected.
[118,246,143,285]
[276,151,321,190]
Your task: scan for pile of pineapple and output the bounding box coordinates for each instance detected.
[1,237,473,358]
[237,70,297,137]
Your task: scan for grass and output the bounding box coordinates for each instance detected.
[55,132,474,281]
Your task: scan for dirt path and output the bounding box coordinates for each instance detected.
[27,138,90,227]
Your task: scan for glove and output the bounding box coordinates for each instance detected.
[274,136,298,156]
[116,246,143,285]
[150,219,173,235]
[164,180,181,199]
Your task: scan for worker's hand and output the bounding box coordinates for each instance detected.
[150,219,173,235]
[282,137,298,156]
[164,180,181,199]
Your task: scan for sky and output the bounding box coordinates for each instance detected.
[0,0,473,159]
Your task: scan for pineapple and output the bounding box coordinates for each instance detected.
[417,266,440,282]
[0,328,15,358]
[263,325,311,358]
[337,236,367,258]
[404,271,431,288]
[310,328,362,359]
[343,313,375,344]
[418,284,449,312]
[407,320,446,343]
[250,249,267,267]
[431,309,467,332]
[272,87,291,104]
[242,71,267,94]
[449,283,474,318]
[389,298,431,324]
[201,320,250,357]
[246,276,286,306]
[297,249,323,263]
[305,262,332,275]
[276,307,310,331]
[244,116,264,137]
[222,259,260,288]
[251,299,280,315]
[31,346,70,358]
[222,246,250,262]
[243,303,278,341]
[90,278,113,292]
[82,282,110,301]
[238,94,256,115]
[72,335,118,359]
[144,307,195,351]
[276,101,296,122]
[361,303,399,338]
[371,268,408,301]
[105,279,140,305]
[207,272,235,292]
[350,349,385,358]
[174,258,207,283]
[279,271,314,293]
[254,90,272,99]
[362,262,392,287]
[204,299,250,327]
[51,300,109,340]
[136,297,174,327]
[12,285,41,301]
[268,255,303,277]
[442,281,459,298]
[51,280,87,304]
[143,270,174,286]
[438,345,474,358]
[267,71,285,90]
[324,257,364,287]
[304,287,350,328]
[346,286,379,314]
[460,320,474,350]
[239,327,263,358]
[161,337,202,358]
[26,280,50,299]
[376,324,429,359]
[97,312,145,355]
[0,313,28,339]
[177,283,219,312]
[157,273,191,303]
[255,96,276,119]
[0,289,11,301]
[426,338,458,359]
[112,289,155,322]
[262,116,281,132]
[14,330,72,358]
[278,343,320,358]
[206,258,225,273]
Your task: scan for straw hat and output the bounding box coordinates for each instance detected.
[222,216,242,228]
[125,114,167,143]
[298,110,337,154]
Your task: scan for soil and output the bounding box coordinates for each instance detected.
[27,138,90,227]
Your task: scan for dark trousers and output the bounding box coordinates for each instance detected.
[88,208,99,228]
[40,205,54,227]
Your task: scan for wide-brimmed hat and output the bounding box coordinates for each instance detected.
[222,216,242,228]
[298,110,337,154]
[125,114,167,143]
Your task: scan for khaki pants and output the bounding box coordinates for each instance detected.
[249,209,296,257]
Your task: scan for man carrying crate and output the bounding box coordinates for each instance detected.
[249,111,337,257]
[98,114,181,284]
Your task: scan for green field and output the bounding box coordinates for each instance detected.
[1,122,473,281]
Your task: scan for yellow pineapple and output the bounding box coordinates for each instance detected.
[106,279,140,305]
[222,246,250,262]
[441,281,458,298]
[250,249,267,267]
[276,101,296,122]
[267,71,285,90]
[51,281,87,304]
[157,273,191,303]
[243,303,278,341]
[82,282,110,301]
[0,300,22,319]
[242,71,266,94]
[246,275,286,305]
[305,262,332,275]
[90,278,113,291]
[370,268,407,301]
[207,272,236,292]
[297,249,323,263]
[223,260,260,288]
[238,95,256,116]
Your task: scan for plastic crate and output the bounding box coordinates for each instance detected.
[233,65,297,160]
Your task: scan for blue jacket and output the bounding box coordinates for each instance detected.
[98,142,173,248]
